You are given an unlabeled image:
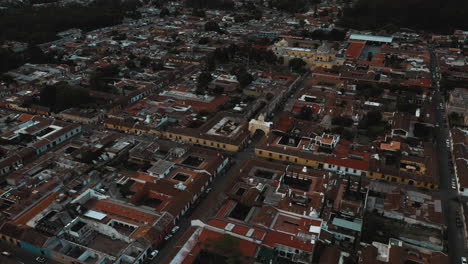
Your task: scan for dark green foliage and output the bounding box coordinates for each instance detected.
[197,72,213,94]
[356,83,384,99]
[140,56,151,68]
[198,37,210,45]
[332,116,354,127]
[340,0,468,33]
[396,95,418,114]
[230,66,254,88]
[361,111,383,128]
[39,81,93,112]
[205,21,222,33]
[413,123,432,141]
[301,29,347,41]
[0,44,54,74]
[151,62,164,72]
[288,58,307,73]
[237,71,254,88]
[89,64,120,92]
[160,7,170,17]
[298,105,312,120]
[186,0,234,10]
[0,1,141,44]
[268,0,309,13]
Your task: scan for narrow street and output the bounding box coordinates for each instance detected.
[146,71,311,264]
[430,47,466,263]
[0,240,61,264]
[149,135,259,264]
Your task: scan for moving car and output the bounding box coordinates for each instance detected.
[164,234,173,240]
[148,250,159,260]
[1,251,11,256]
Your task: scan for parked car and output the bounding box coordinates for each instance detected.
[1,251,11,256]
[164,234,173,240]
[461,256,467,264]
[36,257,46,263]
[171,226,180,234]
[452,179,458,190]
[148,250,159,260]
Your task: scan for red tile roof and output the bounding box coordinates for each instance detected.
[325,157,369,171]
[17,113,34,123]
[197,228,259,257]
[13,192,59,225]
[263,230,314,252]
[93,199,157,223]
[346,41,365,59]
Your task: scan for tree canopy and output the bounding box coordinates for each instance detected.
[340,0,468,33]
[0,0,141,44]
[39,82,93,112]
[288,58,307,73]
[204,21,222,33]
[186,0,234,10]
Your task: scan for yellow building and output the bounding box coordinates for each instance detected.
[162,113,250,152]
[255,131,439,190]
[272,39,344,69]
[162,130,244,152]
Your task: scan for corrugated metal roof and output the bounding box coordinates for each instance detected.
[350,34,393,43]
[332,217,362,232]
[84,210,107,220]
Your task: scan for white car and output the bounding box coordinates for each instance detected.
[461,256,467,264]
[164,234,173,240]
[452,182,457,190]
[171,226,180,233]
[148,250,159,260]
[36,257,46,263]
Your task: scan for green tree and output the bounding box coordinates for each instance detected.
[140,56,151,68]
[197,72,213,94]
[288,58,307,73]
[89,64,120,92]
[40,81,92,111]
[237,71,254,88]
[151,62,164,72]
[192,9,206,17]
[298,105,312,120]
[160,7,170,17]
[198,37,210,45]
[332,116,354,127]
[205,21,221,33]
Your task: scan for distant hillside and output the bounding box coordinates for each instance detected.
[0,0,141,44]
[339,0,468,33]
